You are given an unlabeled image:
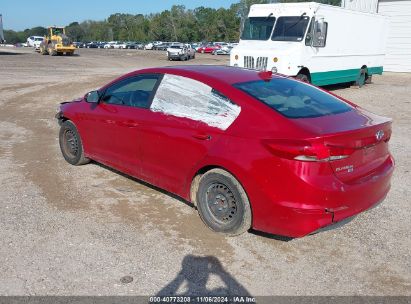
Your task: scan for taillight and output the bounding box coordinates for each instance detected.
[263,139,354,162]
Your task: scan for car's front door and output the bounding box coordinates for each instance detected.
[137,74,242,194]
[82,74,161,174]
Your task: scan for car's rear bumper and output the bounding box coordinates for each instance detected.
[251,155,394,238]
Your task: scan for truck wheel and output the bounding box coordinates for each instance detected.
[59,121,90,166]
[296,73,310,83]
[40,46,48,55]
[48,44,57,56]
[196,168,252,236]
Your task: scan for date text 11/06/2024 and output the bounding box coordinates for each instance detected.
[149,296,256,303]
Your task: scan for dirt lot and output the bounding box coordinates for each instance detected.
[0,47,410,296]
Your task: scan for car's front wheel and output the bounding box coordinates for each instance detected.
[59,120,90,166]
[196,169,252,236]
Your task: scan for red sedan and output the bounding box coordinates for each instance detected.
[57,66,394,237]
[197,45,219,53]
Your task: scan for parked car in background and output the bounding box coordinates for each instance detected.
[185,44,196,59]
[86,42,99,48]
[144,42,154,50]
[197,44,219,53]
[145,41,162,50]
[27,36,44,48]
[126,42,144,49]
[104,41,116,49]
[33,39,44,51]
[56,65,394,238]
[167,44,189,61]
[212,48,231,55]
[155,42,172,51]
[113,42,127,49]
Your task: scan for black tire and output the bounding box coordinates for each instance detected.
[48,44,57,56]
[196,169,252,236]
[59,120,90,166]
[40,46,48,55]
[296,73,310,83]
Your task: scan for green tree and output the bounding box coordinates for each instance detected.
[66,22,85,41]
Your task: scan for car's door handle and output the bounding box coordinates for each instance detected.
[120,120,139,128]
[192,133,212,140]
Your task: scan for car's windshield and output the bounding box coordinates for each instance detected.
[233,78,352,119]
[271,16,310,42]
[170,45,183,49]
[241,17,276,40]
[35,38,43,41]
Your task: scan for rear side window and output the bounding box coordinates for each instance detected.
[233,78,352,119]
[151,74,241,130]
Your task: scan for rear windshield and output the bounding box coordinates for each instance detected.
[233,78,352,118]
[241,17,275,40]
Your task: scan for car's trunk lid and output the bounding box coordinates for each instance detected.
[293,108,392,183]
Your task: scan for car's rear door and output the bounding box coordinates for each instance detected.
[137,73,242,194]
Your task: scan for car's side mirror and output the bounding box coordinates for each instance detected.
[312,18,328,48]
[85,90,100,103]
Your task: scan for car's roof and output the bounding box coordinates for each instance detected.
[138,65,285,85]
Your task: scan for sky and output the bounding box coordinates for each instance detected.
[1,0,239,31]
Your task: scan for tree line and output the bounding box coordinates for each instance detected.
[4,0,341,44]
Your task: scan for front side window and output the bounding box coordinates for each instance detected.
[151,74,241,130]
[241,17,276,41]
[271,16,310,42]
[233,78,352,119]
[102,75,160,108]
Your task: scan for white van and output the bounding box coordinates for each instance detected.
[230,2,389,86]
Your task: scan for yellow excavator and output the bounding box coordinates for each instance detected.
[39,26,76,56]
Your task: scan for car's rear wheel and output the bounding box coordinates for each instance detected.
[196,169,252,236]
[59,120,90,166]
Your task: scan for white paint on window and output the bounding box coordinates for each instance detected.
[151,74,241,130]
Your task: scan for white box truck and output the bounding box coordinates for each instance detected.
[230,2,389,86]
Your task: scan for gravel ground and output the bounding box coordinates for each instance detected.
[0,47,410,296]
